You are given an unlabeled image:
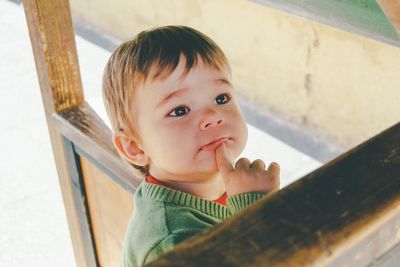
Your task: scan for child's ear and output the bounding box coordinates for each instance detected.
[112,133,150,167]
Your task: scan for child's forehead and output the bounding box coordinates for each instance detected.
[145,58,231,85]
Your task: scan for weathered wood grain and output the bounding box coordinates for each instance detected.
[23,0,87,265]
[80,157,134,267]
[53,102,142,192]
[23,0,83,112]
[147,121,400,267]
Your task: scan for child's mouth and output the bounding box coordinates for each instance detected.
[200,137,230,151]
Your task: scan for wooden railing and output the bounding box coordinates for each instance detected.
[53,103,140,192]
[23,0,400,266]
[148,121,400,267]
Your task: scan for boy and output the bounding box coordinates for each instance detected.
[102,25,280,267]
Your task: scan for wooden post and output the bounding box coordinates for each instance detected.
[22,0,91,266]
[378,0,400,36]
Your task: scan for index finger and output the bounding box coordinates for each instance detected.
[215,143,234,177]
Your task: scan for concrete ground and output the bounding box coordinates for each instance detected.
[0,1,321,266]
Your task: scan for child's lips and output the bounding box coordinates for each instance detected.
[200,137,230,151]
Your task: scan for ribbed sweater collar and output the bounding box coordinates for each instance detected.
[140,181,229,220]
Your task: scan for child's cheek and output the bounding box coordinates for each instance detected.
[163,127,193,157]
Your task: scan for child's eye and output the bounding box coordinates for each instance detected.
[168,106,190,117]
[215,93,231,105]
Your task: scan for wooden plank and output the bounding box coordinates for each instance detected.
[22,0,88,265]
[63,140,99,266]
[80,157,134,267]
[23,0,83,112]
[53,102,142,191]
[148,121,400,267]
[250,0,400,47]
[378,0,400,36]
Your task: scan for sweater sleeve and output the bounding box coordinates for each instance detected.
[143,233,192,265]
[227,192,266,214]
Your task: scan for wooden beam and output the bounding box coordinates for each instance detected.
[63,140,99,266]
[22,0,89,266]
[378,0,400,36]
[53,102,142,192]
[23,0,83,111]
[148,121,400,267]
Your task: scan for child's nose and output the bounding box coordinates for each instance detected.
[199,109,224,130]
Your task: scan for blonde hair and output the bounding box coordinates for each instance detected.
[102,25,230,174]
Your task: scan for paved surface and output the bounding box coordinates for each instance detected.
[0,1,321,266]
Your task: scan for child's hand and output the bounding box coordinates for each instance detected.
[216,143,280,197]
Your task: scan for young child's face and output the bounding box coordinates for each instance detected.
[134,57,248,181]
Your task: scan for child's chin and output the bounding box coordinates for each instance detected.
[195,154,222,173]
[196,161,219,174]
[208,161,220,173]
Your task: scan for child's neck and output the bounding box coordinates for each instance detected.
[149,171,225,200]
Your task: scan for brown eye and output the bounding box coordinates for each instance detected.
[168,106,190,117]
[215,93,231,105]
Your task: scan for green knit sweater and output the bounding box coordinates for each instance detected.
[123,180,266,267]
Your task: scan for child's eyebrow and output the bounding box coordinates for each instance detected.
[156,78,232,109]
[156,88,190,109]
[214,78,232,86]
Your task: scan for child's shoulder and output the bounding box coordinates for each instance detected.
[123,182,198,266]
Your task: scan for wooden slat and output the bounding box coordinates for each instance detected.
[53,102,142,191]
[23,0,84,112]
[22,0,89,266]
[63,139,98,266]
[148,121,400,267]
[80,157,134,267]
[378,0,400,36]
